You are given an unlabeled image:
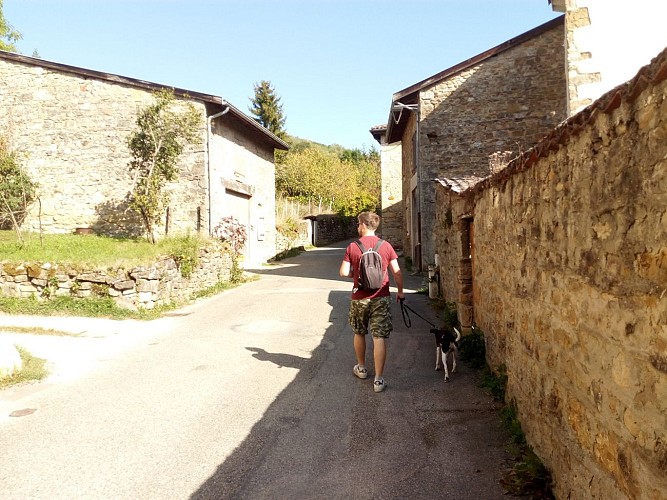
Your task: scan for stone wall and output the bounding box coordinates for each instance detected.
[311,214,356,246]
[379,141,403,251]
[0,58,208,238]
[435,50,667,498]
[275,219,311,257]
[415,19,567,268]
[0,242,234,310]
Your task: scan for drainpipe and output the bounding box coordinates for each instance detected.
[206,105,230,234]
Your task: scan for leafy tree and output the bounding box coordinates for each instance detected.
[0,0,22,52]
[276,142,380,216]
[249,80,286,139]
[127,89,202,244]
[0,136,37,239]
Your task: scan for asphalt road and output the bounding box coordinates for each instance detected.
[0,240,510,499]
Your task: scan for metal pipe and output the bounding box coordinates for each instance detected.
[206,106,230,234]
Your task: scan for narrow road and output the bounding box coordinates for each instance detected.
[0,240,509,499]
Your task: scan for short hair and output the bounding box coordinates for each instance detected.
[358,211,380,231]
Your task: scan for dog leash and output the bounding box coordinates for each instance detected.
[399,298,436,328]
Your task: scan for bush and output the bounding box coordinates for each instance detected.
[0,137,37,231]
[459,325,486,369]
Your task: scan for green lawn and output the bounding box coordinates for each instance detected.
[0,231,207,269]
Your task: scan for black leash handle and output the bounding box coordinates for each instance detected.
[399,298,436,328]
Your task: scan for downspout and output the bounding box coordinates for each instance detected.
[206,105,230,234]
[415,105,422,271]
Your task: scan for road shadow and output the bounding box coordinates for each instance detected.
[189,257,509,499]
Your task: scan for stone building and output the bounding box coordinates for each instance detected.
[0,51,288,268]
[379,16,567,270]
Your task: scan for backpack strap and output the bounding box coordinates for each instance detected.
[355,239,384,254]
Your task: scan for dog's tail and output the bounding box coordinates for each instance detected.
[454,327,462,342]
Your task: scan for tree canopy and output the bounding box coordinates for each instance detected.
[0,0,22,52]
[248,80,286,139]
[276,138,380,216]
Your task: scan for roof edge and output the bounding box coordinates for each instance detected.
[393,15,564,103]
[466,46,667,197]
[0,50,288,150]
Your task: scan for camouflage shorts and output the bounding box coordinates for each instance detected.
[348,295,392,338]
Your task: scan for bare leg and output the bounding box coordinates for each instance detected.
[372,337,387,379]
[354,333,366,367]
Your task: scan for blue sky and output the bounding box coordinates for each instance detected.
[4,0,559,150]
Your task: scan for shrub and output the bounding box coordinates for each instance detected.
[0,136,37,232]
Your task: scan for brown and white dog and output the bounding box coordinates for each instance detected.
[431,327,462,382]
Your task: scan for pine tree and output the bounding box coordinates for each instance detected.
[248,80,286,139]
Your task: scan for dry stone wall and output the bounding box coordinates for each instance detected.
[443,56,667,498]
[0,242,233,310]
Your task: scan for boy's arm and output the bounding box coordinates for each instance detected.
[339,260,352,278]
[389,259,405,300]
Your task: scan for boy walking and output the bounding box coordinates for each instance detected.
[339,211,404,392]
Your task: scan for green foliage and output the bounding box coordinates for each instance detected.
[249,80,286,139]
[477,363,553,496]
[459,325,486,369]
[160,234,203,278]
[481,363,508,402]
[0,230,207,270]
[276,215,300,239]
[0,346,48,389]
[0,136,37,233]
[276,140,380,217]
[127,89,202,243]
[0,294,173,320]
[271,246,306,261]
[501,446,554,498]
[0,1,22,52]
[190,280,236,300]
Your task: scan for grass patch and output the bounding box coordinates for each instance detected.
[480,362,553,498]
[0,346,48,389]
[0,326,79,336]
[0,231,207,270]
[271,246,306,262]
[190,280,238,300]
[454,326,553,497]
[0,295,175,320]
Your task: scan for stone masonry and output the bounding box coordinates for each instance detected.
[435,49,667,499]
[417,19,567,268]
[0,52,285,269]
[0,242,234,310]
[0,58,208,237]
